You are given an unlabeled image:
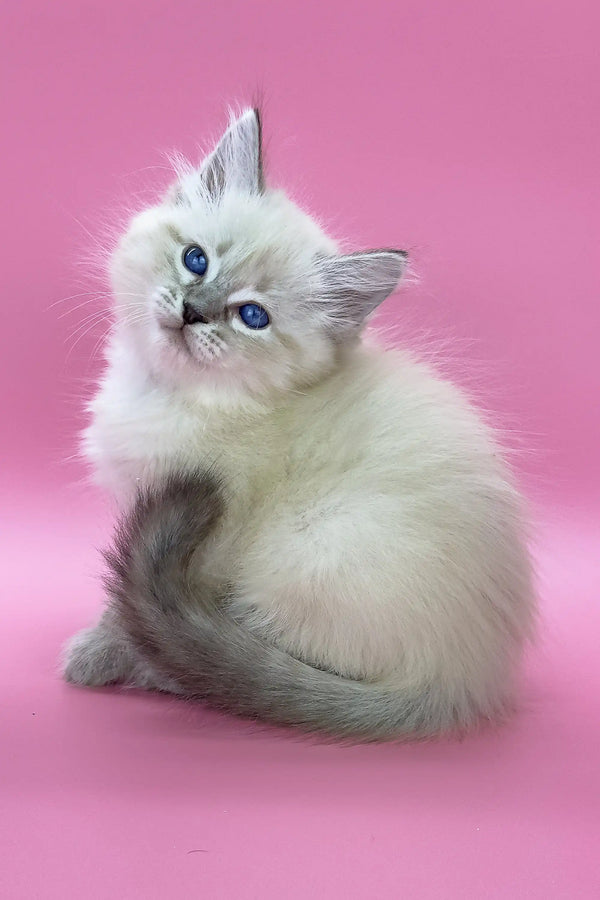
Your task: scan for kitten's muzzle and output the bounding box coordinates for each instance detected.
[182,301,209,326]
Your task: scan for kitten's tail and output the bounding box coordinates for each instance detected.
[106,472,451,741]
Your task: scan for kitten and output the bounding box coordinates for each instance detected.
[63,108,535,740]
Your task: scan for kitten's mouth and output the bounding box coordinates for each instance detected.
[161,320,226,366]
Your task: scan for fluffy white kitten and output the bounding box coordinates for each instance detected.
[64,108,535,740]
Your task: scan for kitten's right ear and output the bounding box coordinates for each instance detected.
[169,109,264,206]
[199,108,264,199]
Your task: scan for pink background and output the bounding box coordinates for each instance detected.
[1,1,598,898]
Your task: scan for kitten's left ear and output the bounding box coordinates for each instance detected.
[199,108,264,199]
[316,250,408,332]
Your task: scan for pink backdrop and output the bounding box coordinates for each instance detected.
[1,2,598,898]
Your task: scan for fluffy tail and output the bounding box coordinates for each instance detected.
[105,472,453,741]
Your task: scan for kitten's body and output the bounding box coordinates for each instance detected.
[65,109,534,739]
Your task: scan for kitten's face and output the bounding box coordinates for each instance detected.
[111,185,341,396]
[110,109,407,399]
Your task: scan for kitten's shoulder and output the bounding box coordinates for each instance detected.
[338,340,450,399]
[329,339,483,433]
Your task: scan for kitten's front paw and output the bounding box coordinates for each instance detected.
[62,625,132,687]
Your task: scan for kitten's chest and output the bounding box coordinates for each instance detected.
[85,375,243,500]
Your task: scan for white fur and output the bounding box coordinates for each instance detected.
[71,109,535,730]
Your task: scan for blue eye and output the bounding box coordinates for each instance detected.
[183,245,208,276]
[238,303,270,329]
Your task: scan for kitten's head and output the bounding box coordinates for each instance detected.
[110,108,407,399]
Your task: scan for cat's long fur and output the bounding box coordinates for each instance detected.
[64,108,535,740]
[106,472,463,739]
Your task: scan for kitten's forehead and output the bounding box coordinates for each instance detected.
[169,189,336,260]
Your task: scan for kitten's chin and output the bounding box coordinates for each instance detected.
[149,324,236,393]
